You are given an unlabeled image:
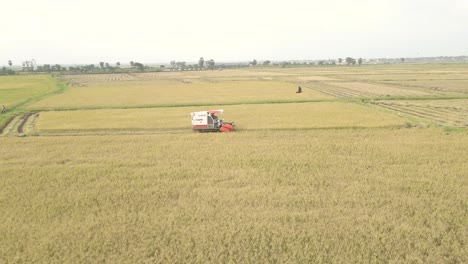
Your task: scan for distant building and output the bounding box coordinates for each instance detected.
[22,59,36,71]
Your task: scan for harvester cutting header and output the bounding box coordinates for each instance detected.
[191,109,235,132]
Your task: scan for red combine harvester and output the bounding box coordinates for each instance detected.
[191,109,235,132]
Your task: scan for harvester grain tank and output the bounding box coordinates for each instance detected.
[190,109,235,132]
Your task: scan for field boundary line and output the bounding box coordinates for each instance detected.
[31,124,410,137]
[26,98,344,111]
[26,95,468,112]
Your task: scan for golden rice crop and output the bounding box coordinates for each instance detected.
[28,80,330,110]
[34,102,405,134]
[0,128,466,263]
[2,64,468,263]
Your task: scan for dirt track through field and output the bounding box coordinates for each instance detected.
[0,115,16,134]
[1,112,38,136]
[17,113,35,133]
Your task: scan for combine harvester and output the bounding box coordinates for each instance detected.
[191,109,235,132]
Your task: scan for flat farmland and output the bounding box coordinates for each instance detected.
[34,102,405,135]
[0,75,60,130]
[372,99,468,127]
[381,80,468,95]
[0,75,58,106]
[27,79,330,110]
[337,73,468,81]
[317,81,431,98]
[0,129,466,263]
[1,64,467,262]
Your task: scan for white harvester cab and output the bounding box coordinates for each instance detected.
[190,109,235,132]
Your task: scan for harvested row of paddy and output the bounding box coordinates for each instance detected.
[298,80,453,99]
[303,81,432,98]
[327,82,432,97]
[61,68,302,86]
[381,79,468,95]
[27,80,331,110]
[34,102,406,134]
[64,73,136,86]
[372,99,468,127]
[336,73,468,81]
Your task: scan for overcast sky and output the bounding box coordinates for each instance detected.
[1,0,467,65]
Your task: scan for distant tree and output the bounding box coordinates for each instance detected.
[318,61,325,66]
[105,63,110,68]
[51,64,62,71]
[280,61,289,68]
[130,61,135,67]
[133,62,144,71]
[345,57,352,65]
[198,57,204,68]
[249,59,257,66]
[400,58,405,63]
[170,61,176,68]
[116,62,121,67]
[345,57,356,65]
[338,58,343,64]
[8,60,12,67]
[263,60,271,65]
[99,62,105,69]
[43,64,51,72]
[358,58,363,66]
[206,59,215,69]
[175,61,186,69]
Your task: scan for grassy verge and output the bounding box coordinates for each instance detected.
[0,76,66,129]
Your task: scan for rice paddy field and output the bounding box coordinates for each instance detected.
[1,64,467,263]
[27,80,330,109]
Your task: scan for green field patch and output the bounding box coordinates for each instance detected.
[0,75,60,127]
[0,75,57,105]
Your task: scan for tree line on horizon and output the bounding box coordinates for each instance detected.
[2,57,408,75]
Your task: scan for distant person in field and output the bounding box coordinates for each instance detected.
[1,104,5,113]
[296,86,302,93]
